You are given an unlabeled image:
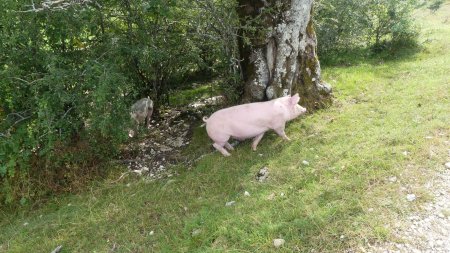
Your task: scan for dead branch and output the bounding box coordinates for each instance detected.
[18,0,98,13]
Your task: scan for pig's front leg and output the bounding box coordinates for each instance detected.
[251,133,265,151]
[274,127,291,141]
[213,143,231,157]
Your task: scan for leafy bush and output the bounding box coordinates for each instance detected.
[0,0,241,205]
[314,0,420,55]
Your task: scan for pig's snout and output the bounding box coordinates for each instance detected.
[294,104,307,116]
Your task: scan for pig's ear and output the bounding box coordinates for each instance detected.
[290,93,300,105]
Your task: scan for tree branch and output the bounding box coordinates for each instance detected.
[18,0,98,13]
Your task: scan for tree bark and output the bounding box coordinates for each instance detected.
[237,0,332,110]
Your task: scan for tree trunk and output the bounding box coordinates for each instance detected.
[237,0,332,110]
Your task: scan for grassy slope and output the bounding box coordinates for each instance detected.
[1,4,449,253]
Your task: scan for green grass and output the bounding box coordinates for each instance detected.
[1,4,449,253]
[169,82,219,107]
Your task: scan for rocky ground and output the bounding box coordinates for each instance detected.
[118,96,225,179]
[366,156,450,252]
[118,109,199,179]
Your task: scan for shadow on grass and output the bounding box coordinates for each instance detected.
[320,43,423,68]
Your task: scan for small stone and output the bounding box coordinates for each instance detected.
[368,208,374,212]
[340,235,345,240]
[23,222,29,226]
[302,160,310,166]
[225,201,236,207]
[191,229,202,237]
[280,192,285,197]
[389,176,398,183]
[258,153,263,157]
[402,151,409,156]
[425,136,433,139]
[149,231,154,236]
[406,194,416,202]
[445,162,450,169]
[273,238,285,248]
[244,191,251,197]
[267,193,275,200]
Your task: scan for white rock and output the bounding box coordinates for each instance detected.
[389,176,398,183]
[225,201,236,206]
[406,194,417,202]
[244,191,251,197]
[149,231,154,236]
[445,162,450,169]
[273,238,285,248]
[191,229,202,237]
[402,151,409,156]
[302,160,310,166]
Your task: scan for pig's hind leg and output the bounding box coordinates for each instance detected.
[224,142,234,151]
[213,142,231,157]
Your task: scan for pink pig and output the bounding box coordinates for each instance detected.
[202,93,307,156]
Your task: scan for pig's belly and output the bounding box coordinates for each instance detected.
[228,123,269,140]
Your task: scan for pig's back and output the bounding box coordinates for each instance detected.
[206,101,281,139]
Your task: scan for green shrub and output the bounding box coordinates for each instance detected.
[314,0,420,55]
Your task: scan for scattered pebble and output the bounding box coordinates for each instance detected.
[407,194,417,202]
[149,231,154,236]
[225,201,236,207]
[191,229,202,237]
[445,162,450,169]
[402,151,409,156]
[389,176,398,183]
[23,222,29,226]
[273,238,285,248]
[302,160,310,166]
[267,193,276,200]
[244,191,251,197]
